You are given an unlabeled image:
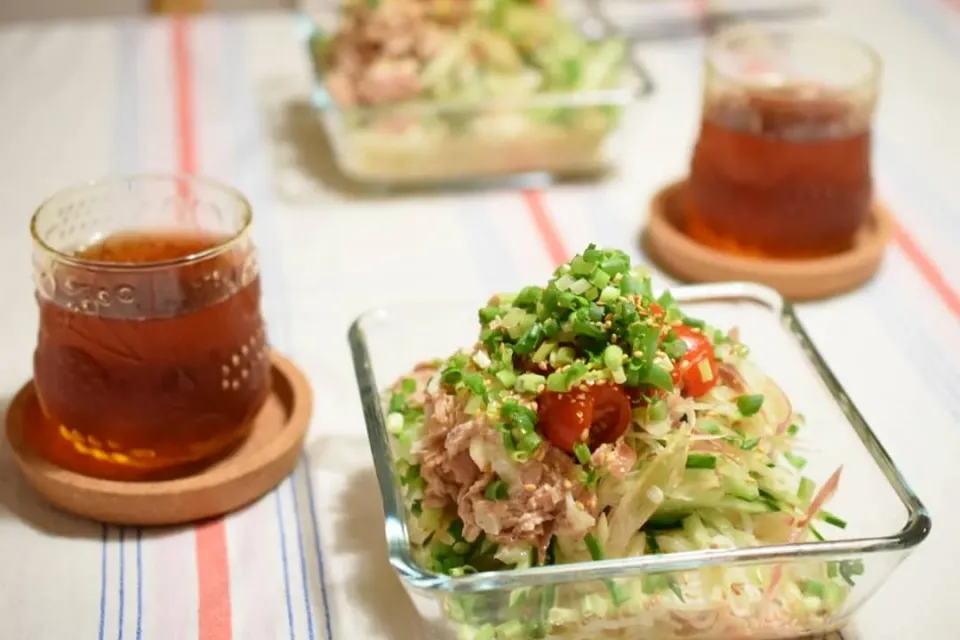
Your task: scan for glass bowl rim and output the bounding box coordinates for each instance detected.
[348,282,931,594]
[299,17,649,117]
[704,24,883,91]
[30,173,254,272]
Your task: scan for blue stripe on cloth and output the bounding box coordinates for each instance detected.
[224,16,335,639]
[117,527,126,640]
[291,470,316,640]
[302,454,334,640]
[99,525,108,640]
[276,488,297,640]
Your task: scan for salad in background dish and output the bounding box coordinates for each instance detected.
[307,0,634,183]
[384,245,860,639]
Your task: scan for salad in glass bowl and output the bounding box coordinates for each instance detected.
[352,244,929,639]
[306,0,641,185]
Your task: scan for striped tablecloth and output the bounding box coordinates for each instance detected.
[0,1,957,639]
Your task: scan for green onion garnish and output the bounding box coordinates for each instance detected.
[737,394,765,417]
[640,363,674,392]
[573,442,591,466]
[682,316,705,329]
[685,454,717,470]
[818,511,848,529]
[784,452,807,469]
[484,480,509,501]
[801,580,826,598]
[516,431,542,454]
[584,533,604,561]
[647,398,668,423]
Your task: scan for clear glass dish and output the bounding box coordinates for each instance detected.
[300,19,650,188]
[348,282,930,639]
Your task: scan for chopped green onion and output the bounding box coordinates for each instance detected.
[386,412,405,435]
[573,442,592,466]
[685,454,717,470]
[388,392,406,414]
[589,269,611,289]
[461,372,487,399]
[496,369,517,389]
[584,533,604,561]
[682,316,705,329]
[801,580,826,598]
[798,477,815,503]
[484,480,509,501]
[838,559,865,586]
[697,420,723,435]
[656,291,676,309]
[600,253,629,275]
[551,346,576,367]
[603,344,625,370]
[583,244,602,263]
[737,394,765,417]
[570,255,596,276]
[784,452,807,469]
[531,341,555,363]
[827,561,839,579]
[514,322,544,355]
[516,373,545,394]
[598,285,620,304]
[740,437,759,450]
[478,306,502,323]
[647,398,668,423]
[818,511,848,529]
[400,378,417,395]
[516,431,542,454]
[640,363,674,392]
[787,423,801,436]
[440,368,463,386]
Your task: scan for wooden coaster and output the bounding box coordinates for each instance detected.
[4,352,312,526]
[644,179,893,301]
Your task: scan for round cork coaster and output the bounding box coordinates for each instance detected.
[4,352,312,526]
[643,179,893,301]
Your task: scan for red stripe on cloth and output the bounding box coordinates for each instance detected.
[171,17,233,640]
[891,221,960,318]
[521,190,569,267]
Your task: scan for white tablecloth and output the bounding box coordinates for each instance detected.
[0,2,957,639]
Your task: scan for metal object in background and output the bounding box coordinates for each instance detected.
[583,0,823,42]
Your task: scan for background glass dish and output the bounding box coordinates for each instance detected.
[301,19,650,188]
[349,283,929,639]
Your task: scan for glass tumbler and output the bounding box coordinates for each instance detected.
[30,175,272,481]
[685,25,882,258]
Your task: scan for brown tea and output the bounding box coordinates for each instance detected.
[33,230,271,479]
[686,88,873,258]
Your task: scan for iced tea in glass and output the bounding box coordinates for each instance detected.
[30,175,271,480]
[686,26,881,258]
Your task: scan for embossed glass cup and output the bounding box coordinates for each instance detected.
[30,175,272,480]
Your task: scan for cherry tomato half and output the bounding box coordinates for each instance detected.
[670,325,718,398]
[537,383,632,453]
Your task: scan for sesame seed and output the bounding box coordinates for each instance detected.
[524,484,536,492]
[575,500,585,510]
[563,480,573,489]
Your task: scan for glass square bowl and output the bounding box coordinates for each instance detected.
[300,19,649,188]
[348,282,930,640]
